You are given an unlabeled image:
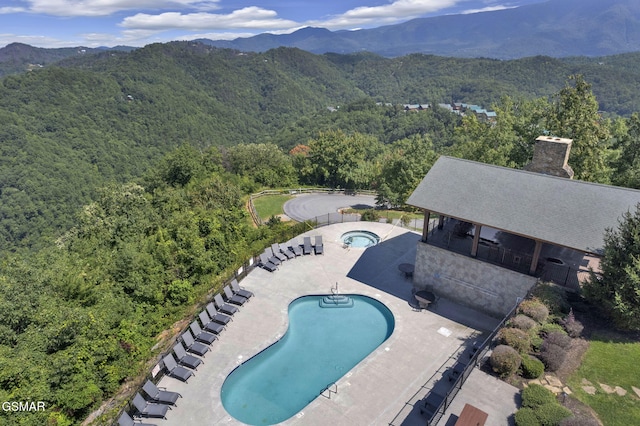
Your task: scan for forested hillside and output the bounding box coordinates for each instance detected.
[5,42,640,251]
[3,41,640,424]
[0,42,364,251]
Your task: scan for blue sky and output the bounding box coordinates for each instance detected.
[0,0,544,48]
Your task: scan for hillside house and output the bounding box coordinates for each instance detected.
[406,136,640,316]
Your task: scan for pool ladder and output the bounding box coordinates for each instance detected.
[331,282,339,295]
[321,382,338,399]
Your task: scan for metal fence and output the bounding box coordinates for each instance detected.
[250,188,424,231]
[248,187,377,226]
[425,300,521,426]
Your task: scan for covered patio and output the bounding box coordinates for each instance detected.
[407,155,640,314]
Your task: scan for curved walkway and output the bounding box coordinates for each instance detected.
[154,223,511,426]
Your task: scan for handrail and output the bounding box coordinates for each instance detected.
[320,382,338,399]
[331,282,339,295]
[424,299,523,426]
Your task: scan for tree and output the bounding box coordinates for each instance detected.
[583,204,640,330]
[226,143,297,188]
[612,113,640,189]
[546,75,611,183]
[376,135,438,208]
[307,130,382,189]
[448,113,517,168]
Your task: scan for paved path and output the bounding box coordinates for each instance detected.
[283,193,376,222]
[148,223,516,426]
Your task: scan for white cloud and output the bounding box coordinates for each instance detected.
[185,31,258,41]
[0,33,78,48]
[23,0,220,17]
[0,7,27,14]
[313,0,461,29]
[121,7,299,31]
[462,5,514,14]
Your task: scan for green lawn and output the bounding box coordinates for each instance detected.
[567,336,640,426]
[252,194,292,220]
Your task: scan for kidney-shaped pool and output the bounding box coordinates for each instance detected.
[220,294,395,425]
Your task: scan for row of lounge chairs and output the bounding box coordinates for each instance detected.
[117,380,180,425]
[118,279,254,425]
[259,236,323,272]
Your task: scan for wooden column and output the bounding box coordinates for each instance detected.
[422,210,431,242]
[530,240,543,275]
[471,224,481,257]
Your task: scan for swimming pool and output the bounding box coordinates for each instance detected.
[220,294,394,425]
[341,230,381,248]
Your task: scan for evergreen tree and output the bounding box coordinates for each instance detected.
[547,75,612,183]
[584,204,640,330]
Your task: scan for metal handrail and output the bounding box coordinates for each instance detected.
[425,300,521,425]
[320,382,338,399]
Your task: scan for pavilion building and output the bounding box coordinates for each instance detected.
[406,136,640,316]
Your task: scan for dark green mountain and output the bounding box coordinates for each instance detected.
[0,42,133,77]
[0,42,364,250]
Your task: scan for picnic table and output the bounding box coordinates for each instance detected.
[454,403,488,426]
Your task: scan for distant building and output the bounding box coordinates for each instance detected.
[403,103,429,111]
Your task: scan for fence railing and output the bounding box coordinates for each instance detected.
[425,299,522,425]
[423,218,595,290]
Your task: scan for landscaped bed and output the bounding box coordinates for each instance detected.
[490,283,640,426]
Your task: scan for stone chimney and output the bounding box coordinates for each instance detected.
[524,136,574,179]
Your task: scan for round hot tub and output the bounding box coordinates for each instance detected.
[341,230,381,248]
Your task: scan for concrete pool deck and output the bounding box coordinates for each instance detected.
[153,222,518,426]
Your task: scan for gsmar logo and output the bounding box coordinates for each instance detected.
[2,401,46,412]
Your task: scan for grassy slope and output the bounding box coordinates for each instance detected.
[567,335,640,425]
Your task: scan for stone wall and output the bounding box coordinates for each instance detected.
[414,242,538,316]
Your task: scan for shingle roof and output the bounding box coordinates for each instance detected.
[406,156,640,255]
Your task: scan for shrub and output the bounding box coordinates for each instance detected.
[532,282,571,316]
[545,331,572,349]
[520,355,545,379]
[497,327,531,353]
[490,345,522,378]
[510,314,537,331]
[560,309,584,338]
[529,331,544,352]
[360,209,380,222]
[540,341,568,372]
[522,384,557,408]
[515,407,539,426]
[519,299,550,323]
[540,322,567,336]
[535,403,572,425]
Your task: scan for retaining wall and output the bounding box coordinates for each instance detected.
[414,242,537,316]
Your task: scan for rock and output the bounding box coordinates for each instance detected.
[544,385,562,394]
[582,378,593,386]
[528,379,543,386]
[599,383,615,394]
[615,386,627,396]
[633,386,640,398]
[546,375,563,388]
[582,386,597,395]
[563,386,573,395]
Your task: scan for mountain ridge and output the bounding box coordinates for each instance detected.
[200,0,640,59]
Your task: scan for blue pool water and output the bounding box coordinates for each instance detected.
[341,230,381,248]
[220,295,394,425]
